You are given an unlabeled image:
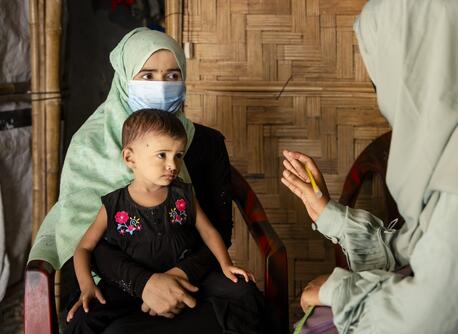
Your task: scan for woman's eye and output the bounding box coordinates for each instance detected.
[166,71,181,81]
[175,153,183,159]
[141,73,154,80]
[157,153,166,159]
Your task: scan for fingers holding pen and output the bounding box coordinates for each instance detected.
[282,150,329,198]
[281,150,331,221]
[282,152,310,183]
[283,158,308,183]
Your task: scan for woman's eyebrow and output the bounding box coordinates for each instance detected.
[138,68,181,72]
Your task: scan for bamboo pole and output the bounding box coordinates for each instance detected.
[29,0,46,241]
[30,0,62,254]
[0,94,30,104]
[45,0,62,212]
[0,82,30,95]
[38,0,47,224]
[165,0,183,43]
[45,0,63,314]
[30,0,63,314]
[0,81,30,102]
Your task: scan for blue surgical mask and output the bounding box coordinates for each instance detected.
[127,80,185,113]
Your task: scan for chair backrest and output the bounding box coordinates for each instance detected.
[230,165,289,333]
[337,132,403,268]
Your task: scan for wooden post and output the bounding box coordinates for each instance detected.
[30,0,47,241]
[165,0,183,44]
[29,0,63,314]
[44,0,62,211]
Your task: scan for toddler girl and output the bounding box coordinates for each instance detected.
[65,109,255,333]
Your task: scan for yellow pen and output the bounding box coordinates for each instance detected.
[305,166,323,198]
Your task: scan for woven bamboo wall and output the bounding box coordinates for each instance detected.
[179,0,390,322]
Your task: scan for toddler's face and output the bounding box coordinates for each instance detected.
[125,132,186,187]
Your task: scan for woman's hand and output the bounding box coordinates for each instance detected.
[141,272,198,319]
[281,150,330,222]
[166,266,189,280]
[66,284,106,322]
[300,274,330,312]
[222,265,256,283]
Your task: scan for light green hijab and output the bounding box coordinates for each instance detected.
[354,0,458,224]
[29,28,195,269]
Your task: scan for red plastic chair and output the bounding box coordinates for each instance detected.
[337,131,402,268]
[24,165,289,333]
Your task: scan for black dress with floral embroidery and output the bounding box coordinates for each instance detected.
[101,178,201,277]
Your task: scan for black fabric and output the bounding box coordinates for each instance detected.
[199,272,270,334]
[102,301,222,334]
[65,273,272,334]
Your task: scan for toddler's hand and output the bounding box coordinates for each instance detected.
[222,265,256,283]
[66,284,106,322]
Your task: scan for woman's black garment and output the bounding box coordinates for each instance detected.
[91,124,233,295]
[103,272,269,334]
[66,273,268,334]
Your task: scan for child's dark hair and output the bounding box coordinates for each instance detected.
[122,109,187,148]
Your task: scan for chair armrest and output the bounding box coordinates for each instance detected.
[24,260,58,334]
[230,166,289,332]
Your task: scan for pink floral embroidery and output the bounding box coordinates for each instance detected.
[115,211,129,224]
[115,211,142,236]
[169,198,187,225]
[176,199,187,212]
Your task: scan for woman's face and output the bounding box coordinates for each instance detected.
[133,50,182,81]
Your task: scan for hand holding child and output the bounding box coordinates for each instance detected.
[222,265,256,283]
[66,283,106,322]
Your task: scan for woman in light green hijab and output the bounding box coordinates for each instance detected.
[29,28,273,333]
[283,0,458,333]
[29,28,195,270]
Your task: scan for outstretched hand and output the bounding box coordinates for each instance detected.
[141,270,198,319]
[281,150,330,222]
